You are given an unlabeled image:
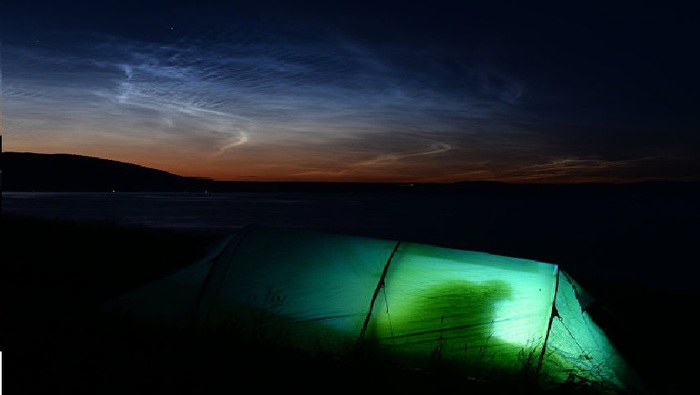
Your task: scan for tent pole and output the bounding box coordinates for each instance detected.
[357,241,402,344]
[536,268,561,376]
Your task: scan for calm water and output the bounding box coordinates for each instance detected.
[3,190,698,290]
[2,191,394,233]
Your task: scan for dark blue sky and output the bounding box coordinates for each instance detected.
[4,0,699,182]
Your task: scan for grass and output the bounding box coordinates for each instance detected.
[2,213,694,394]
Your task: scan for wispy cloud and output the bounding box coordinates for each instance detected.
[4,6,699,182]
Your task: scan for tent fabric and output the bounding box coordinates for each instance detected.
[102,224,642,392]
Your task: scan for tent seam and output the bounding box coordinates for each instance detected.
[194,224,256,322]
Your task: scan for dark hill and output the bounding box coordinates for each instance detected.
[1,152,205,192]
[0,152,402,192]
[0,152,408,193]
[3,151,700,196]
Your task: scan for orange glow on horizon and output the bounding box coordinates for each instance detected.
[5,144,698,185]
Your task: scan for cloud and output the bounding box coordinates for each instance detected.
[4,6,699,183]
[356,142,452,167]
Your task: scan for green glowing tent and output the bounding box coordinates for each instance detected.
[104,225,642,392]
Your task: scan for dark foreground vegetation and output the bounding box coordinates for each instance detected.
[2,214,697,394]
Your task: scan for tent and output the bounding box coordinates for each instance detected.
[103,224,643,393]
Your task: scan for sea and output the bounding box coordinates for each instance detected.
[3,189,698,291]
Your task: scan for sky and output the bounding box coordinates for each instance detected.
[3,0,699,183]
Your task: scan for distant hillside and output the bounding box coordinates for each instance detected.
[1,152,206,192]
[3,151,699,196]
[0,152,405,193]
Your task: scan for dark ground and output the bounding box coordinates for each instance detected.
[2,210,698,394]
